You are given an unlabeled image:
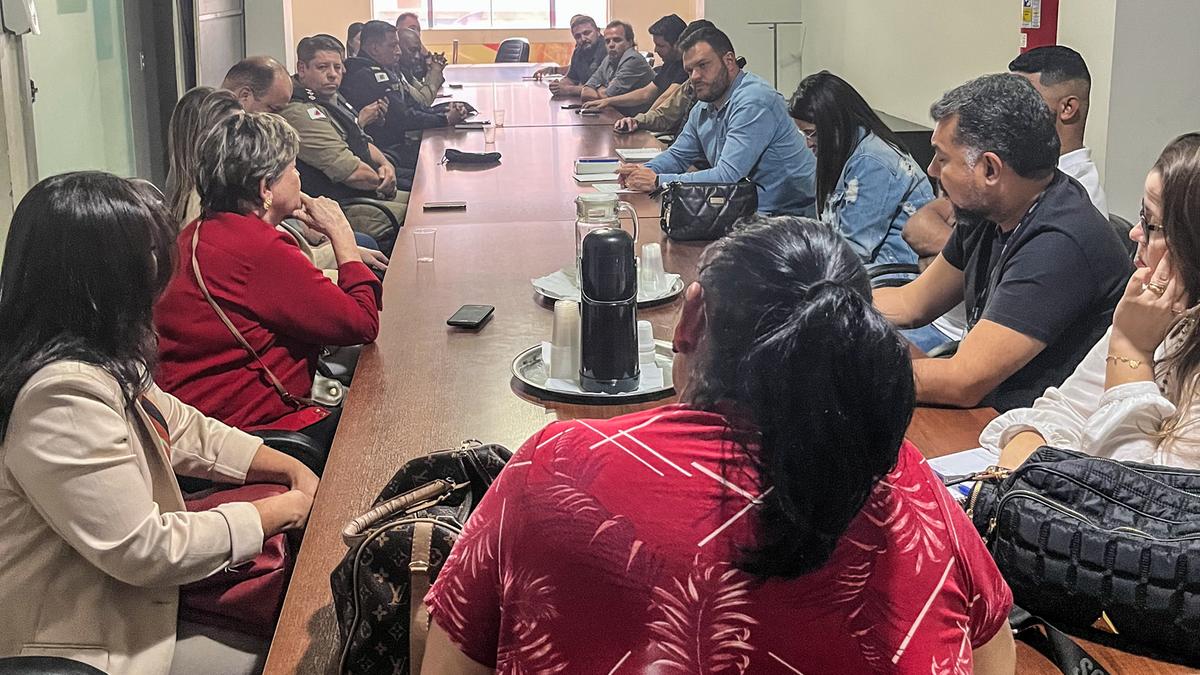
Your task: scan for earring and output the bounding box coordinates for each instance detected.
[263,194,273,211]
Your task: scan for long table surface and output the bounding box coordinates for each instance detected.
[408,124,664,225]
[443,82,622,128]
[263,65,1191,675]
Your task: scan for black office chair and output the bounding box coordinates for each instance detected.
[494,37,530,63]
[0,657,106,675]
[1108,212,1137,261]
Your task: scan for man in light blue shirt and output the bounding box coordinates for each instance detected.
[618,26,816,216]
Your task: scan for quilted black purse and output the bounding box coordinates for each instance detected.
[658,177,758,241]
[331,441,512,674]
[964,446,1200,664]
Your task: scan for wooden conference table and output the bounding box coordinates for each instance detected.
[263,65,1188,674]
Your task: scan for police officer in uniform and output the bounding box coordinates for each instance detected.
[340,20,469,169]
[280,34,409,253]
[395,26,447,107]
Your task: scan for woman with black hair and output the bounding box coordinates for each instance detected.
[421,216,1015,674]
[0,172,317,674]
[790,71,932,268]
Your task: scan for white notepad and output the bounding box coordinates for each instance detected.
[616,148,661,162]
[573,173,620,183]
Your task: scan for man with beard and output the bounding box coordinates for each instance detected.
[340,21,468,168]
[581,14,687,117]
[534,15,605,98]
[874,73,1131,411]
[617,26,816,216]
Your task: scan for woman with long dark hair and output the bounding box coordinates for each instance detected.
[154,113,382,457]
[987,133,1200,468]
[790,71,932,267]
[421,216,1015,674]
[0,172,317,674]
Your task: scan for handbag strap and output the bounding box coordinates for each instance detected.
[408,520,435,671]
[340,479,462,545]
[1010,606,1111,675]
[189,223,315,409]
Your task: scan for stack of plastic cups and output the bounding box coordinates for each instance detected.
[549,299,580,381]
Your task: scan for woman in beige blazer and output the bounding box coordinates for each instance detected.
[0,172,319,675]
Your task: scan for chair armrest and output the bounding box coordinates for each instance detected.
[251,430,328,475]
[867,263,921,279]
[339,197,401,233]
[0,656,108,675]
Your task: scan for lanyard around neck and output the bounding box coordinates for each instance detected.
[968,192,1045,329]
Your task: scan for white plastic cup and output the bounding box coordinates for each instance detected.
[639,242,667,295]
[413,228,437,263]
[550,299,580,380]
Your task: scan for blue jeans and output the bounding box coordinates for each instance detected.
[902,324,954,354]
[354,232,381,251]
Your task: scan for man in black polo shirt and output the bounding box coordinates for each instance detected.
[580,14,688,116]
[534,15,606,98]
[875,73,1131,411]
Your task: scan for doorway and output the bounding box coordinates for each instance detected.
[25,0,179,184]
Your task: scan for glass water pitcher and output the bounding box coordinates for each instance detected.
[574,193,640,266]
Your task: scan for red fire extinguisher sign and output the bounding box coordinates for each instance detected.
[1020,0,1059,52]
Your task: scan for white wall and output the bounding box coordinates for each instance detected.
[1103,0,1200,219]
[1056,0,1115,192]
[245,0,295,71]
[704,0,803,94]
[799,0,1019,125]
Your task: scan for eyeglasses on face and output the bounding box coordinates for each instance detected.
[1138,205,1164,240]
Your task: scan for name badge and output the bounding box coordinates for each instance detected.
[375,72,390,83]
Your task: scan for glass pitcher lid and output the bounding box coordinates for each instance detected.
[576,192,619,220]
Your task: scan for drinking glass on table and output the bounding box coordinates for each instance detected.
[494,108,506,127]
[413,228,437,263]
[484,125,496,146]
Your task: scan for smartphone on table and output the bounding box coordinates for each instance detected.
[447,304,495,328]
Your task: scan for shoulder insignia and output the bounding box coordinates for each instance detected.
[374,71,390,83]
[307,106,327,120]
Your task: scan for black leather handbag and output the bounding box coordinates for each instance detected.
[658,177,758,241]
[963,446,1200,664]
[331,441,512,674]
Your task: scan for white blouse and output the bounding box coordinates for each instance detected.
[979,318,1200,468]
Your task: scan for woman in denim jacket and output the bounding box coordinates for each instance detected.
[790,71,932,267]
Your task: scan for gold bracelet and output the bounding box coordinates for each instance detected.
[1105,354,1144,369]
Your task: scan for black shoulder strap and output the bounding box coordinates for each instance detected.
[1010,606,1111,675]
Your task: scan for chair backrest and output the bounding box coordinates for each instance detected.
[1108,213,1137,261]
[494,37,530,63]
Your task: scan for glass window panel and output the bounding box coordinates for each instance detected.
[372,0,426,26]
[552,0,606,28]
[375,0,604,29]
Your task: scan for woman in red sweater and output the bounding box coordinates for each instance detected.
[155,112,381,456]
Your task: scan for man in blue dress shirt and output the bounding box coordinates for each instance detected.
[617,26,816,216]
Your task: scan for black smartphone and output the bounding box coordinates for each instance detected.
[561,103,582,110]
[447,304,495,328]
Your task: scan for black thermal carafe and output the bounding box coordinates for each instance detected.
[579,227,640,393]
